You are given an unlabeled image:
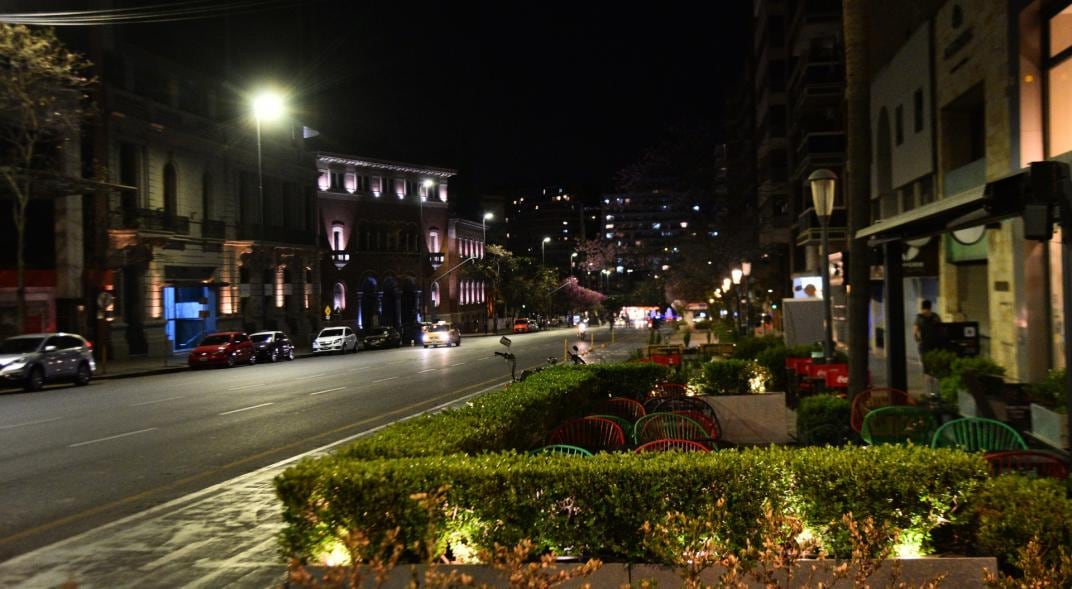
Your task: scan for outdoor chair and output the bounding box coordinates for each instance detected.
[850,387,913,433]
[588,414,636,440]
[530,444,594,457]
[984,450,1069,479]
[547,417,626,453]
[634,412,711,445]
[646,382,688,400]
[671,410,721,442]
[596,397,647,422]
[635,439,710,453]
[930,417,1028,452]
[644,395,717,420]
[860,405,937,446]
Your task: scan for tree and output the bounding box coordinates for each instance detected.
[0,24,93,333]
[574,239,617,277]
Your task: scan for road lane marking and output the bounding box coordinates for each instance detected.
[226,383,265,391]
[0,417,63,431]
[372,376,399,383]
[310,387,345,396]
[294,373,326,381]
[69,428,157,448]
[130,396,185,407]
[450,362,466,367]
[418,368,437,373]
[218,403,274,416]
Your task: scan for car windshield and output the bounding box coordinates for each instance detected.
[429,324,450,332]
[371,329,389,336]
[251,333,274,343]
[0,337,45,354]
[515,320,528,325]
[319,328,344,338]
[199,334,232,345]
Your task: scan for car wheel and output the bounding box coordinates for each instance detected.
[423,344,429,349]
[24,366,44,392]
[270,349,279,363]
[73,362,92,386]
[248,352,257,366]
[226,355,235,368]
[455,338,461,347]
[287,349,295,361]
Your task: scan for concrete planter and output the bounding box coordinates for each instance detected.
[1030,403,1070,449]
[703,392,791,445]
[292,558,996,588]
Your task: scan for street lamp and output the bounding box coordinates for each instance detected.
[541,236,551,265]
[741,261,752,336]
[731,268,743,335]
[482,212,493,249]
[251,90,284,241]
[809,168,837,362]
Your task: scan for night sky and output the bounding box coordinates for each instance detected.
[64,1,752,208]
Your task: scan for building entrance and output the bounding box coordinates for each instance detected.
[164,286,217,351]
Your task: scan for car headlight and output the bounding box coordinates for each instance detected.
[1,360,27,373]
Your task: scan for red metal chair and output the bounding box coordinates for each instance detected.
[645,396,720,425]
[671,410,721,442]
[547,417,626,453]
[596,397,647,422]
[651,354,682,366]
[984,450,1069,479]
[850,387,913,433]
[635,439,710,453]
[634,412,710,445]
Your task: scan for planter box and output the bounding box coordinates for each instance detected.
[957,389,1003,420]
[293,558,996,588]
[704,392,791,444]
[1030,403,1070,449]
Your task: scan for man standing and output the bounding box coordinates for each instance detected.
[913,299,943,357]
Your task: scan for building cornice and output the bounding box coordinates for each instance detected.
[316,152,457,178]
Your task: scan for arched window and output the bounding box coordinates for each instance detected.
[332,223,345,251]
[164,162,177,217]
[333,282,346,311]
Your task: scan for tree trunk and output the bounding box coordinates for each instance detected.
[844,0,873,398]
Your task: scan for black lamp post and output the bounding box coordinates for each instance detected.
[808,168,837,362]
[731,268,743,336]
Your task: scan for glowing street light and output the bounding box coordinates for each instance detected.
[251,90,285,241]
[809,168,838,362]
[541,236,551,265]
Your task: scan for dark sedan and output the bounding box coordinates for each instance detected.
[249,331,295,362]
[361,327,402,350]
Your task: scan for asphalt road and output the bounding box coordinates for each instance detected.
[0,326,641,562]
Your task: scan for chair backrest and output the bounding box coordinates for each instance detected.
[671,410,721,441]
[644,396,719,420]
[860,405,937,445]
[635,439,710,453]
[984,450,1069,479]
[823,365,850,389]
[548,417,625,452]
[646,382,688,399]
[597,397,647,422]
[634,412,711,445]
[930,417,1028,452]
[588,414,635,439]
[531,444,594,457]
[850,387,913,433]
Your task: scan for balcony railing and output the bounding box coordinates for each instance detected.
[796,206,848,246]
[202,219,225,239]
[237,224,315,244]
[429,252,444,269]
[113,208,190,235]
[332,250,350,269]
[943,158,986,198]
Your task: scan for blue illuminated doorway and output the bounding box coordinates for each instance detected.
[164,286,217,351]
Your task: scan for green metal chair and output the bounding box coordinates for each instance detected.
[930,417,1028,452]
[634,412,710,445]
[530,444,594,457]
[860,405,937,445]
[588,414,635,440]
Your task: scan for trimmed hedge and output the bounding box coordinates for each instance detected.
[699,359,757,395]
[796,394,853,446]
[275,445,988,563]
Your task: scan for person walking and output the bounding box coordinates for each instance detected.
[913,299,943,357]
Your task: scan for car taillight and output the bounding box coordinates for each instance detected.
[85,340,93,349]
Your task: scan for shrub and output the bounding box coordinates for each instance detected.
[796,394,852,446]
[922,348,957,379]
[938,356,1006,405]
[754,344,814,392]
[700,358,759,395]
[1028,368,1066,408]
[731,335,784,360]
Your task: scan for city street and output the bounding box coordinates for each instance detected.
[0,326,635,562]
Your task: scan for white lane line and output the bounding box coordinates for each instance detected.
[0,417,63,431]
[348,367,366,373]
[418,368,437,373]
[69,428,157,448]
[226,383,265,391]
[449,362,466,367]
[218,402,274,416]
[130,395,185,407]
[310,387,345,396]
[372,376,399,383]
[294,373,326,381]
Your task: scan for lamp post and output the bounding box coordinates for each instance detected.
[731,268,743,336]
[420,179,436,322]
[541,236,551,266]
[482,212,493,333]
[741,261,752,336]
[251,91,284,241]
[809,168,837,362]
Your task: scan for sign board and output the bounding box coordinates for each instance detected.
[97,291,114,309]
[942,321,980,357]
[499,336,512,348]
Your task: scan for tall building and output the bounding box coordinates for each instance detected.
[504,186,585,271]
[599,191,700,281]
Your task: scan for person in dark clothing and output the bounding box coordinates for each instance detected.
[913,299,943,356]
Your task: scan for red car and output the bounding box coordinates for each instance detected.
[187,332,255,368]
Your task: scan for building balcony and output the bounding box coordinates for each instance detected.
[942,158,986,197]
[202,219,225,239]
[332,250,350,269]
[429,252,444,269]
[112,208,190,235]
[237,224,315,245]
[796,206,848,247]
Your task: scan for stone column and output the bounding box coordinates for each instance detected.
[375,291,383,327]
[394,291,402,326]
[356,291,364,329]
[414,289,423,322]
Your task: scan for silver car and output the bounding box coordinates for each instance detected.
[0,333,96,391]
[312,326,359,354]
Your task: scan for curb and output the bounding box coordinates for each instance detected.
[95,351,319,381]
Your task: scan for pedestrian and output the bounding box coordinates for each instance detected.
[913,299,943,357]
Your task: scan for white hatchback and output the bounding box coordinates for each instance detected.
[312,326,359,354]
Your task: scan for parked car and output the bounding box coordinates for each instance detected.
[249,331,295,362]
[400,322,431,346]
[513,318,540,333]
[422,322,461,348]
[188,332,255,368]
[362,327,401,350]
[313,326,359,354]
[0,332,96,391]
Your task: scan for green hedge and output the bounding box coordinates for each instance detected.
[275,446,988,563]
[796,394,853,446]
[699,358,759,395]
[731,335,784,360]
[754,344,814,392]
[338,363,668,460]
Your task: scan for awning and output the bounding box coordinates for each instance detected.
[855,169,1029,244]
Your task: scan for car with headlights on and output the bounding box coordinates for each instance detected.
[361,327,401,350]
[250,330,295,362]
[187,332,255,368]
[0,333,96,391]
[422,322,461,348]
[312,326,358,354]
